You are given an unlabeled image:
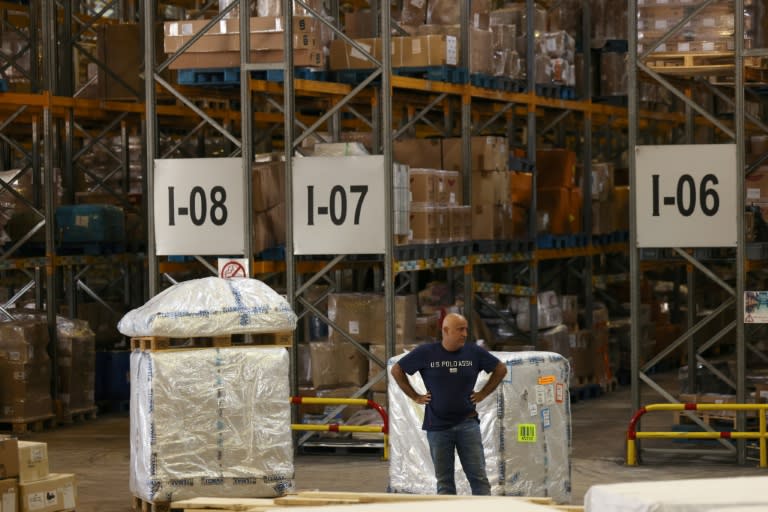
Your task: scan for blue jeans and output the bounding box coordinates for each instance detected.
[426,417,491,495]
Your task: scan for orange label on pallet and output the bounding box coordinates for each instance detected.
[538,375,556,385]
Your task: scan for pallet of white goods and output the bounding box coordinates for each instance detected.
[388,351,571,503]
[130,346,294,503]
[584,476,768,511]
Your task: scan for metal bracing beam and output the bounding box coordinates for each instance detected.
[673,248,735,296]
[639,63,735,138]
[263,95,329,146]
[73,41,140,98]
[154,74,241,148]
[393,93,447,141]
[700,79,768,135]
[472,103,515,136]
[541,110,572,137]
[159,121,208,158]
[344,104,373,129]
[73,115,128,162]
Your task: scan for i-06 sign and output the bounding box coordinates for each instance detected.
[635,144,736,248]
[292,155,385,255]
[154,158,245,255]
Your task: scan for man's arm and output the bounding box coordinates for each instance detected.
[470,361,508,404]
[391,363,431,405]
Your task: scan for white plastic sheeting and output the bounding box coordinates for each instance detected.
[130,347,294,503]
[388,350,571,503]
[584,476,768,512]
[118,277,297,338]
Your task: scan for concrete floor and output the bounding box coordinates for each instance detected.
[26,372,768,511]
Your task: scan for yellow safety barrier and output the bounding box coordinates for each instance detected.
[290,397,389,460]
[626,402,768,467]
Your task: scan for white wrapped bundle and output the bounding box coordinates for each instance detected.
[118,277,296,338]
[130,347,293,502]
[389,350,571,503]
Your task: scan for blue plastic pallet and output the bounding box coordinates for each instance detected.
[257,245,285,261]
[535,83,577,100]
[0,80,8,93]
[469,73,526,92]
[252,67,329,82]
[177,68,241,86]
[508,156,535,172]
[537,233,588,250]
[393,65,468,84]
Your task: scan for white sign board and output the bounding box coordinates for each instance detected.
[218,258,249,278]
[635,144,736,248]
[292,155,385,255]
[154,158,245,255]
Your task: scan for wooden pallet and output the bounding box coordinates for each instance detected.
[0,414,56,434]
[130,335,233,351]
[646,51,734,77]
[130,333,293,352]
[167,492,581,511]
[672,410,741,428]
[133,496,170,512]
[56,405,98,425]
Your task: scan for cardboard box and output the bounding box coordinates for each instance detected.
[306,342,337,389]
[0,439,18,480]
[333,341,369,388]
[569,330,592,378]
[470,28,493,75]
[500,203,528,239]
[344,9,376,38]
[16,443,47,484]
[591,199,615,235]
[509,171,533,207]
[471,203,503,240]
[252,158,284,213]
[613,185,630,231]
[538,186,578,235]
[746,166,768,202]
[536,149,577,189]
[471,171,498,206]
[449,205,471,242]
[0,322,48,364]
[0,363,52,404]
[329,37,380,70]
[165,30,319,53]
[442,136,508,172]
[327,293,417,345]
[409,204,437,243]
[93,23,165,101]
[164,16,320,37]
[435,170,462,206]
[0,478,17,512]
[169,49,324,69]
[409,169,437,204]
[399,35,458,67]
[393,139,442,169]
[18,473,75,512]
[0,399,53,422]
[434,206,451,243]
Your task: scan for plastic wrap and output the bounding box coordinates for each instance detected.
[117,277,297,338]
[312,142,370,156]
[427,0,460,25]
[400,0,427,26]
[130,347,293,502]
[585,476,768,511]
[388,350,571,503]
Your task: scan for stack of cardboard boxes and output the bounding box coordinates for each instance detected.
[536,149,581,235]
[0,437,77,512]
[297,293,417,421]
[0,321,53,422]
[56,320,96,418]
[162,15,326,70]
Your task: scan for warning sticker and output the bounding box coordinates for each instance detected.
[538,375,555,385]
[517,423,537,443]
[528,403,538,417]
[534,385,547,405]
[555,383,565,403]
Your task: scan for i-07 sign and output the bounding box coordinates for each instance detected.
[635,144,736,248]
[292,156,385,255]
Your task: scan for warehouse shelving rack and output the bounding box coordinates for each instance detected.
[626,0,768,466]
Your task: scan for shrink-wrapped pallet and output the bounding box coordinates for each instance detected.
[118,277,297,338]
[388,350,571,503]
[130,347,293,502]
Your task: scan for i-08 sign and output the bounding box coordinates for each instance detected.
[154,158,245,255]
[635,144,736,248]
[292,156,385,255]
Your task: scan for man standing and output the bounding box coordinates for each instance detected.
[390,312,508,495]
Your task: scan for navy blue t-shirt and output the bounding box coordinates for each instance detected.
[397,342,501,431]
